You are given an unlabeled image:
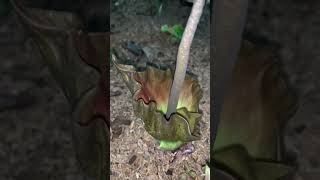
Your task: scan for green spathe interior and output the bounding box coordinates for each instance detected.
[158,99,187,115]
[159,140,185,151]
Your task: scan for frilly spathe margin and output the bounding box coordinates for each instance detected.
[111,50,203,143]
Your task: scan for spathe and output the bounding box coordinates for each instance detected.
[111,45,203,150]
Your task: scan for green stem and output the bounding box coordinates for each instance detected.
[166,0,205,118]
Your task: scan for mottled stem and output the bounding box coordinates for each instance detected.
[166,0,205,118]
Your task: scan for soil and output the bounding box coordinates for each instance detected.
[0,0,319,180]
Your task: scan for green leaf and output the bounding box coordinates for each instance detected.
[170,24,184,39]
[161,24,169,33]
[161,24,184,40]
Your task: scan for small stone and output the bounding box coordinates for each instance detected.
[110,90,121,97]
[128,155,137,165]
[157,52,164,58]
[179,173,188,180]
[165,168,173,176]
[294,124,306,134]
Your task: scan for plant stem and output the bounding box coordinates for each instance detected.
[166,0,205,118]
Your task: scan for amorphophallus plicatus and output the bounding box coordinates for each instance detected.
[111,47,203,151]
[112,0,206,151]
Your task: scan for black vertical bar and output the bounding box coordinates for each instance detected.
[106,0,110,178]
